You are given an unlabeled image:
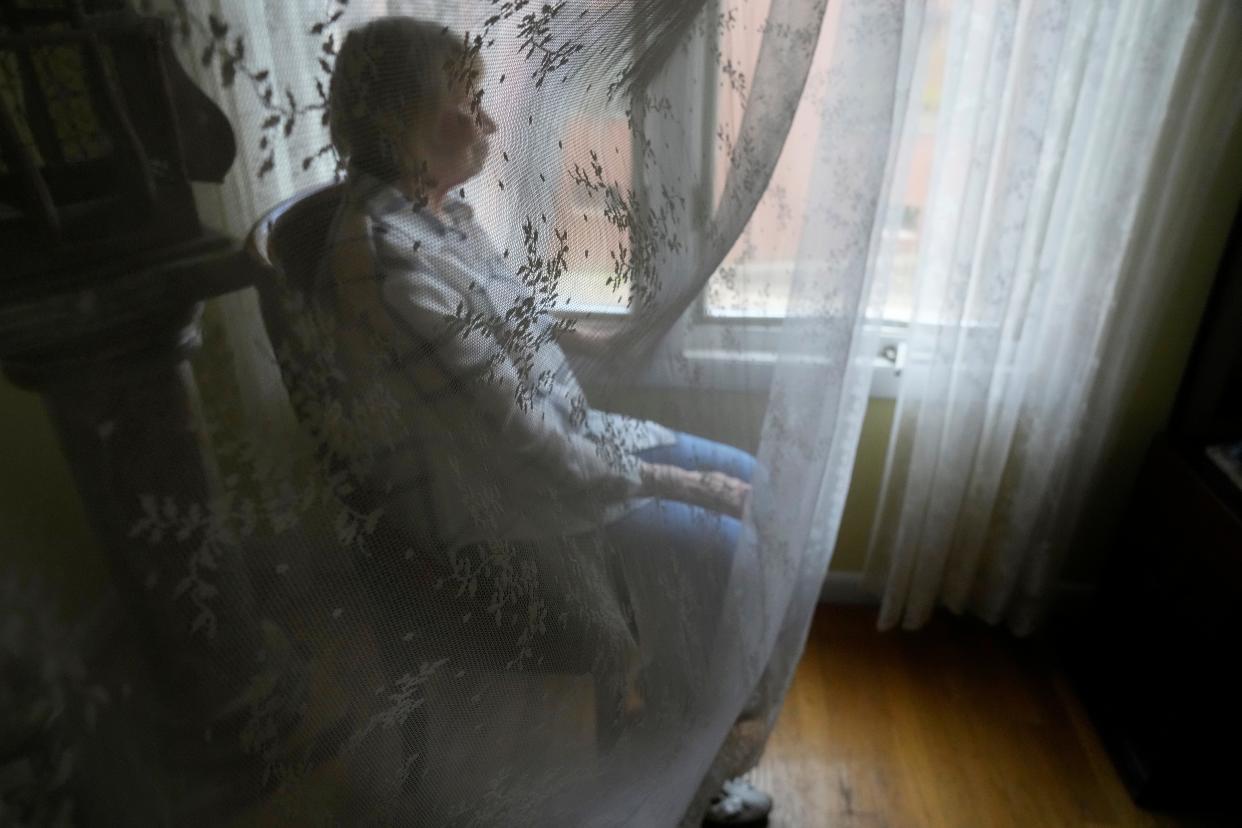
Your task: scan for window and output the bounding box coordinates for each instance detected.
[550,99,637,313]
[701,0,953,326]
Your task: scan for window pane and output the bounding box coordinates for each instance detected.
[703,0,953,322]
[554,105,636,312]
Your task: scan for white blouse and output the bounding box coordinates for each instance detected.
[323,173,676,550]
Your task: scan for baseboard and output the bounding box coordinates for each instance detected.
[817,572,1097,614]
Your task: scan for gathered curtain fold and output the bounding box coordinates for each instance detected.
[862,0,1242,633]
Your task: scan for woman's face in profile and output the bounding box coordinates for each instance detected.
[423,80,496,190]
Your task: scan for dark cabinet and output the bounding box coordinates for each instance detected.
[1064,207,1242,817]
[1066,437,1242,811]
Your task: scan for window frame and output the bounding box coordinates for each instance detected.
[551,0,912,400]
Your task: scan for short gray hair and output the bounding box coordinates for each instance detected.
[329,17,473,182]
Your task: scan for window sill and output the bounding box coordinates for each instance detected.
[568,318,908,401]
[642,344,904,400]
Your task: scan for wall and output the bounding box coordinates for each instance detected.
[0,376,105,611]
[1059,118,1242,583]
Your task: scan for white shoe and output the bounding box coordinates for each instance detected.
[703,778,773,826]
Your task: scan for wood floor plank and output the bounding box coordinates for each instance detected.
[749,606,1190,827]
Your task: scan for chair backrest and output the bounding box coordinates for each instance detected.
[248,181,404,379]
[246,181,346,391]
[246,182,343,314]
[246,183,368,493]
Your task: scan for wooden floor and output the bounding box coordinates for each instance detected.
[749,606,1189,828]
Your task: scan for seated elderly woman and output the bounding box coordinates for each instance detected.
[322,17,770,825]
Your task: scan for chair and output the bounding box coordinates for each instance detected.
[244,185,632,783]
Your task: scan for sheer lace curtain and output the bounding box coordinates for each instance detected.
[861,0,1242,633]
[0,0,915,825]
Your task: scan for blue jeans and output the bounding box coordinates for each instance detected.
[605,431,757,566]
[601,431,757,679]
